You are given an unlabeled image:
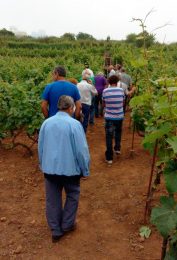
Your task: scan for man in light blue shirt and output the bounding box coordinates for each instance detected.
[38,95,90,242]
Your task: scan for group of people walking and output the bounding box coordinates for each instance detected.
[38,63,135,242]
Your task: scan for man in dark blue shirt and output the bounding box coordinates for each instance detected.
[41,66,81,119]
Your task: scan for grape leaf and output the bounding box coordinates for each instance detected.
[167,137,177,154]
[151,196,177,238]
[164,160,177,193]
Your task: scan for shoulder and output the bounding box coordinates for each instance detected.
[116,87,124,93]
[40,115,56,129]
[68,117,83,131]
[43,82,53,91]
[63,81,77,88]
[64,81,80,95]
[103,87,111,93]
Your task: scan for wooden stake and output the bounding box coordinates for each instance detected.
[161,237,168,260]
[144,139,158,223]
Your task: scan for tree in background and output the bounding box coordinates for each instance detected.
[126,31,155,48]
[0,28,15,37]
[60,33,76,41]
[126,33,137,44]
[76,32,95,40]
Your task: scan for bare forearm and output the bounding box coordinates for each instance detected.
[75,101,82,120]
[41,100,49,118]
[42,107,48,118]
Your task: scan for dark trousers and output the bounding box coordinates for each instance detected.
[95,93,103,117]
[44,174,80,236]
[82,103,91,133]
[89,97,95,124]
[105,119,123,160]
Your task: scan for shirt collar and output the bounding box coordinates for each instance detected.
[56,111,70,117]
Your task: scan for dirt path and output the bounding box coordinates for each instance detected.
[0,114,162,260]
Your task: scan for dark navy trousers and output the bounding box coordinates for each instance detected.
[105,119,123,161]
[44,174,80,236]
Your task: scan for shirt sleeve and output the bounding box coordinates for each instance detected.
[72,123,90,177]
[73,86,81,102]
[102,90,105,101]
[38,122,45,168]
[103,78,107,86]
[42,84,51,101]
[89,84,98,96]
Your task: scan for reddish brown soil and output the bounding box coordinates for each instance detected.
[0,114,163,260]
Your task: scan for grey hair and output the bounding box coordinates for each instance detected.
[58,95,74,110]
[97,71,104,76]
[82,73,90,80]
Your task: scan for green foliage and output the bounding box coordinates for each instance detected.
[151,196,177,238]
[164,160,177,194]
[76,32,95,41]
[143,122,172,145]
[167,137,177,154]
[126,33,137,44]
[60,33,76,41]
[0,82,43,137]
[126,31,155,48]
[0,28,15,37]
[128,15,177,258]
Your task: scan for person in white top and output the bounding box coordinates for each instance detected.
[108,65,116,77]
[77,74,97,133]
[82,63,94,78]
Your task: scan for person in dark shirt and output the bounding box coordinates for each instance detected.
[94,72,107,117]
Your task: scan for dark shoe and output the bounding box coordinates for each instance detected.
[52,234,63,243]
[63,224,77,235]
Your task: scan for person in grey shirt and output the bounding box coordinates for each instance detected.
[119,67,132,89]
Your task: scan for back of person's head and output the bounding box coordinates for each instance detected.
[108,75,119,85]
[58,95,74,110]
[120,67,126,73]
[116,64,122,70]
[54,66,66,77]
[97,72,104,76]
[84,62,89,68]
[108,65,114,71]
[82,73,90,81]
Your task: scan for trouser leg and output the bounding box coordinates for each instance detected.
[45,177,63,236]
[123,95,127,114]
[89,97,95,124]
[94,95,99,117]
[82,103,90,133]
[62,178,80,231]
[114,120,123,151]
[105,120,114,160]
[99,94,103,116]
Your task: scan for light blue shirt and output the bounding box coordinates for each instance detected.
[38,112,90,177]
